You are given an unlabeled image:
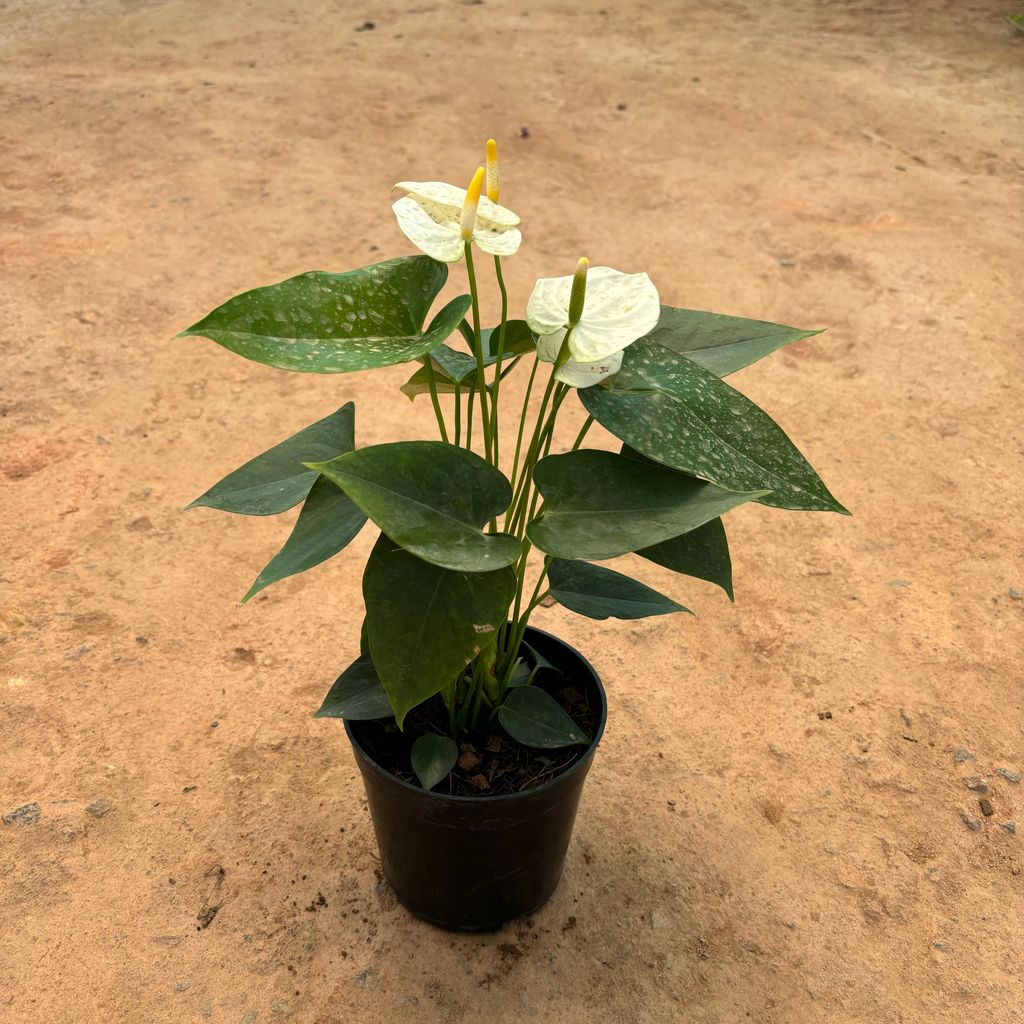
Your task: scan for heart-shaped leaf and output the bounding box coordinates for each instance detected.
[315,653,393,721]
[241,476,367,602]
[580,342,847,513]
[638,517,734,601]
[179,256,470,374]
[641,305,820,377]
[548,559,690,620]
[498,686,589,749]
[310,441,520,572]
[526,449,768,560]
[189,403,355,516]
[411,733,458,790]
[363,535,516,726]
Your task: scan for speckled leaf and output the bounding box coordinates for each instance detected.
[548,559,690,620]
[498,686,589,749]
[411,734,458,790]
[188,403,355,516]
[526,449,768,560]
[314,653,393,721]
[638,517,734,601]
[178,256,470,374]
[642,306,820,377]
[580,343,848,513]
[240,476,367,603]
[363,535,516,726]
[309,441,520,572]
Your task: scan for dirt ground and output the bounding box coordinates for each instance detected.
[2,0,1022,1021]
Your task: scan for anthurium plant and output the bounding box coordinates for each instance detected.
[181,139,847,792]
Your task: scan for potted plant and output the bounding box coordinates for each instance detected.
[179,139,847,931]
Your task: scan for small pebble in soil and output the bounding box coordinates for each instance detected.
[889,579,911,588]
[1008,587,1022,600]
[979,798,994,817]
[959,811,982,832]
[1001,821,1016,835]
[355,20,375,31]
[3,802,41,826]
[899,708,913,727]
[996,767,1020,784]
[518,126,530,139]
[954,747,975,763]
[86,798,113,818]
[817,710,832,720]
[355,967,376,988]
[962,777,988,793]
[174,981,191,992]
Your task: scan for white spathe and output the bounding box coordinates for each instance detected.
[528,266,660,387]
[392,181,522,263]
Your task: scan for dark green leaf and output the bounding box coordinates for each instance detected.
[580,342,847,513]
[548,559,690,620]
[638,517,734,601]
[498,687,589,749]
[506,658,532,687]
[481,319,536,359]
[310,441,520,572]
[363,535,516,726]
[411,734,458,790]
[189,403,355,516]
[314,653,393,721]
[642,305,820,377]
[527,449,768,560]
[240,476,367,602]
[179,256,470,374]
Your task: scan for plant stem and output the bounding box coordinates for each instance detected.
[507,356,539,507]
[570,413,594,451]
[489,255,509,466]
[463,242,493,464]
[423,356,449,444]
[453,382,462,446]
[465,387,475,451]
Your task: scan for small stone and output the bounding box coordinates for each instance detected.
[3,802,41,826]
[899,708,913,728]
[1008,587,1022,600]
[962,777,988,793]
[175,981,191,992]
[996,767,1020,784]
[240,1012,258,1024]
[210,721,219,729]
[65,644,91,660]
[959,811,982,832]
[954,747,975,764]
[355,967,376,988]
[778,257,795,267]
[889,579,911,588]
[469,773,490,790]
[1001,821,1016,835]
[932,940,951,952]
[457,750,481,771]
[183,785,197,793]
[979,798,994,817]
[86,798,113,818]
[817,710,832,720]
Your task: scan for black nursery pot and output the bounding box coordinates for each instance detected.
[344,627,607,931]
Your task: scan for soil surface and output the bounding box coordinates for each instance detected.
[2,2,1022,1022]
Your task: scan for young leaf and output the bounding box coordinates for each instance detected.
[363,535,516,726]
[315,653,394,721]
[641,306,820,377]
[178,256,470,374]
[638,516,734,601]
[189,403,355,516]
[548,559,690,620]
[526,449,768,560]
[412,734,458,790]
[580,342,847,514]
[498,687,589,749]
[310,441,521,572]
[241,476,367,602]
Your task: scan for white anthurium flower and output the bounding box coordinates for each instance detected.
[527,264,661,387]
[392,179,522,263]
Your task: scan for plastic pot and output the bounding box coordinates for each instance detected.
[344,626,607,931]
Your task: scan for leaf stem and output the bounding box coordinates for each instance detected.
[489,255,509,466]
[464,242,493,464]
[423,356,449,444]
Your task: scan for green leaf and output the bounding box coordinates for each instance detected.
[314,653,393,721]
[310,441,520,572]
[481,319,536,359]
[580,342,848,513]
[498,687,589,749]
[638,517,734,601]
[527,449,768,560]
[411,734,458,790]
[642,305,820,377]
[548,559,690,620]
[189,403,356,516]
[363,535,516,726]
[178,256,470,374]
[240,476,367,602]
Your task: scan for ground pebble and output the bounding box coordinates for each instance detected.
[175,981,191,992]
[87,798,113,818]
[979,798,994,817]
[1001,821,1016,836]
[996,767,1020,784]
[962,777,988,793]
[959,811,982,832]
[954,748,975,764]
[3,802,41,826]
[1008,587,1022,600]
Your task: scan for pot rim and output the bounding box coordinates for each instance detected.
[343,626,608,806]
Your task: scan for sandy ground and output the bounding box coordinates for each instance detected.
[2,0,1023,1021]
